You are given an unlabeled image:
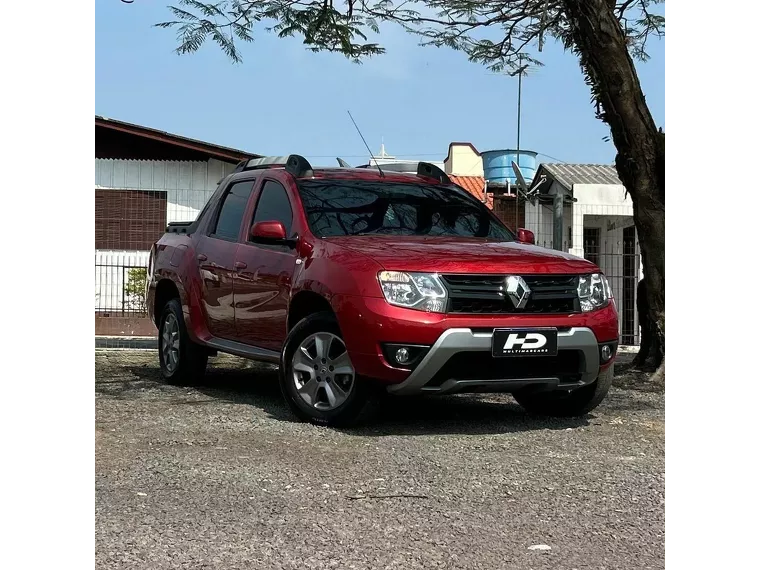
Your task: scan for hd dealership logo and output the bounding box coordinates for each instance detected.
[502,331,549,354]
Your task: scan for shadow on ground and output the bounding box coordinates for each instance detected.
[612,361,664,393]
[97,356,589,436]
[96,350,661,436]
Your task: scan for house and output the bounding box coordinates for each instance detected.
[95,116,259,335]
[445,143,527,231]
[525,163,641,345]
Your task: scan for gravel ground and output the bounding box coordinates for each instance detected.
[95,350,664,570]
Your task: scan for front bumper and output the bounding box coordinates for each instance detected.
[386,327,604,395]
[332,295,619,391]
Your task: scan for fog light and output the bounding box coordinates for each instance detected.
[601,344,612,362]
[395,347,410,364]
[382,343,430,370]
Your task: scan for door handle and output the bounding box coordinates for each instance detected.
[234,261,248,271]
[197,253,208,262]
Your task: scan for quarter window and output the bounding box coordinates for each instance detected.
[213,181,255,240]
[252,180,293,237]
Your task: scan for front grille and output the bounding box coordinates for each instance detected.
[441,274,580,314]
[426,350,584,387]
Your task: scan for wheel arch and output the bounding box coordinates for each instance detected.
[154,279,180,323]
[287,290,335,332]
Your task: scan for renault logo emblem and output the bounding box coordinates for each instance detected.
[505,276,531,309]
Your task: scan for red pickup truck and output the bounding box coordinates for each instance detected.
[147,155,618,426]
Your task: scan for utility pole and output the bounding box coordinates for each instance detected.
[515,54,524,232]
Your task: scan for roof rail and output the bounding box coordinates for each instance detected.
[417,162,451,184]
[285,154,314,178]
[233,155,290,173]
[231,154,314,177]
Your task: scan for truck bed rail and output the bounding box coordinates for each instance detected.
[166,221,194,234]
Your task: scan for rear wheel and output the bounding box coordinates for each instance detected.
[158,298,208,386]
[513,364,614,417]
[280,312,371,427]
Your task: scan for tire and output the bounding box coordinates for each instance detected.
[513,363,614,417]
[279,311,371,427]
[158,298,208,386]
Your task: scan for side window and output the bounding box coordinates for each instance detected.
[251,180,294,237]
[212,180,255,240]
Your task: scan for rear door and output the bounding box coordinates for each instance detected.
[195,178,256,339]
[232,178,298,351]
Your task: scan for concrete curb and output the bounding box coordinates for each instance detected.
[96,336,157,350]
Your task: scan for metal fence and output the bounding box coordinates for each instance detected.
[533,237,641,346]
[95,264,148,316]
[95,251,153,347]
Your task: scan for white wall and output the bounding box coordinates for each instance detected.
[568,184,634,267]
[573,183,629,206]
[524,181,572,251]
[444,144,484,177]
[95,158,236,223]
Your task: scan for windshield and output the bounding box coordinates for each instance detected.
[296,179,515,240]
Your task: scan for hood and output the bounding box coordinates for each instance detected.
[325,236,598,274]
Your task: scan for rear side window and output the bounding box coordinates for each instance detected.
[212,180,255,240]
[252,180,294,237]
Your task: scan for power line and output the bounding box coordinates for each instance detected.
[536,152,569,164]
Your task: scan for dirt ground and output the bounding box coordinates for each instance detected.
[95,350,664,570]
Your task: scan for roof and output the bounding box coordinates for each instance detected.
[450,175,493,209]
[95,115,260,162]
[532,163,623,193]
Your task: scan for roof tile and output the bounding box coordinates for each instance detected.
[450,175,493,209]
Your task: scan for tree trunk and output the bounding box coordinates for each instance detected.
[562,0,665,365]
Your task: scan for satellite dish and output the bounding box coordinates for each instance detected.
[512,161,539,205]
[512,161,529,193]
[337,158,352,168]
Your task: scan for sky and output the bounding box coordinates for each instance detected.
[95,1,664,168]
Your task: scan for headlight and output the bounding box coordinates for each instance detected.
[577,273,611,312]
[378,271,448,313]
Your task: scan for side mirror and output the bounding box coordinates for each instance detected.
[517,228,535,245]
[250,220,287,241]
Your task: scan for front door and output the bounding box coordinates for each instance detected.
[233,179,298,351]
[196,179,255,339]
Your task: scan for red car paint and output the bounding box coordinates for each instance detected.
[147,165,618,385]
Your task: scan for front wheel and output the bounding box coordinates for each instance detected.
[280,312,371,427]
[513,364,614,417]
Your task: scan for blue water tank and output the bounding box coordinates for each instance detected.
[481,149,538,186]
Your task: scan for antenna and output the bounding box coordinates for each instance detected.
[347,111,384,177]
